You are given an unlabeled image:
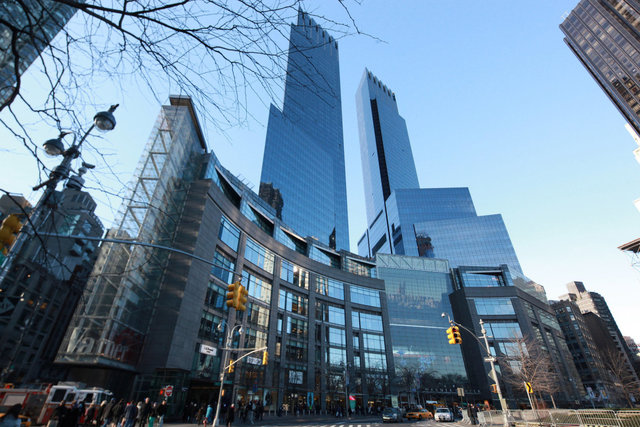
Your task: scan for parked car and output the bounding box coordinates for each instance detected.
[382,407,404,423]
[406,408,433,420]
[434,407,454,422]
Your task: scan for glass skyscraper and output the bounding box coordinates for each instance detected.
[560,0,640,135]
[356,74,545,300]
[260,10,349,250]
[356,70,419,225]
[0,1,79,105]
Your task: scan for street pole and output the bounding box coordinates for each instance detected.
[479,319,509,427]
[0,105,118,284]
[343,363,349,420]
[213,321,240,427]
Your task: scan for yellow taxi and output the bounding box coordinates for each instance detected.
[405,409,433,420]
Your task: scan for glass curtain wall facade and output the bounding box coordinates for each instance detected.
[449,266,583,407]
[56,96,207,375]
[55,97,393,414]
[260,9,349,250]
[561,0,640,135]
[358,187,545,300]
[0,1,79,104]
[375,254,468,406]
[356,70,419,226]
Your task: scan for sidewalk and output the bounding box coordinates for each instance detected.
[168,413,382,426]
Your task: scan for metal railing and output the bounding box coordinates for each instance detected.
[478,409,640,427]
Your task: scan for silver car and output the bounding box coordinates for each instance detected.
[435,408,453,422]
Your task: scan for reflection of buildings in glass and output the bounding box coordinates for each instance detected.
[355,75,544,300]
[376,254,468,386]
[56,96,394,413]
[260,10,349,250]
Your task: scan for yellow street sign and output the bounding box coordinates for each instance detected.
[525,382,533,394]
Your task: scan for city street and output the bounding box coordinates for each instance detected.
[169,418,470,427]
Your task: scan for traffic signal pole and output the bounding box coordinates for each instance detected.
[478,319,509,427]
[442,314,509,427]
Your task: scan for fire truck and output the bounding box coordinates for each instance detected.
[0,383,112,425]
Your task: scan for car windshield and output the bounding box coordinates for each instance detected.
[383,408,397,414]
[436,408,449,413]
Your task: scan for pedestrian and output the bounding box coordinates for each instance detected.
[85,404,97,426]
[136,398,150,427]
[96,401,107,427]
[65,401,81,427]
[49,402,67,427]
[156,401,167,427]
[147,403,157,427]
[0,404,22,427]
[225,404,235,427]
[204,404,213,426]
[111,400,125,427]
[123,403,138,427]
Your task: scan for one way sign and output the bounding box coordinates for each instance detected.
[0,298,16,316]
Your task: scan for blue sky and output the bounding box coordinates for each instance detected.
[2,1,640,340]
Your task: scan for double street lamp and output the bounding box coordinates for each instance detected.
[0,104,118,306]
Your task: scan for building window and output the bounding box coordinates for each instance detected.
[350,285,380,307]
[352,311,383,332]
[316,302,345,325]
[484,321,522,339]
[205,281,228,311]
[242,271,272,304]
[472,297,515,315]
[315,276,344,300]
[281,260,309,289]
[461,272,505,287]
[328,327,346,346]
[363,333,385,351]
[244,238,275,274]
[211,250,235,284]
[218,216,240,251]
[278,289,308,316]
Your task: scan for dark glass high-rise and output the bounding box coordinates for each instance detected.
[260,10,349,250]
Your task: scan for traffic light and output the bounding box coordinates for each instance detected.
[451,326,462,344]
[228,359,235,373]
[225,281,248,311]
[446,326,462,344]
[236,284,248,312]
[226,281,239,308]
[0,214,23,255]
[262,351,268,365]
[490,384,498,393]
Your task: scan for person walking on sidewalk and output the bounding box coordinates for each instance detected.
[156,401,167,427]
[225,404,235,427]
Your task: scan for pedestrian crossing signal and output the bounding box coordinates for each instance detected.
[490,384,498,393]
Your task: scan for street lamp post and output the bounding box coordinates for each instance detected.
[0,104,118,283]
[212,322,243,427]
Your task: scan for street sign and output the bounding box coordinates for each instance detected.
[524,382,533,394]
[247,356,261,365]
[483,357,496,363]
[165,385,173,397]
[457,387,465,397]
[200,344,216,356]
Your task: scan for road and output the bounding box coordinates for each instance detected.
[170,418,471,427]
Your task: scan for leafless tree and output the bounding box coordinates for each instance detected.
[499,335,560,408]
[0,0,365,187]
[600,347,640,407]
